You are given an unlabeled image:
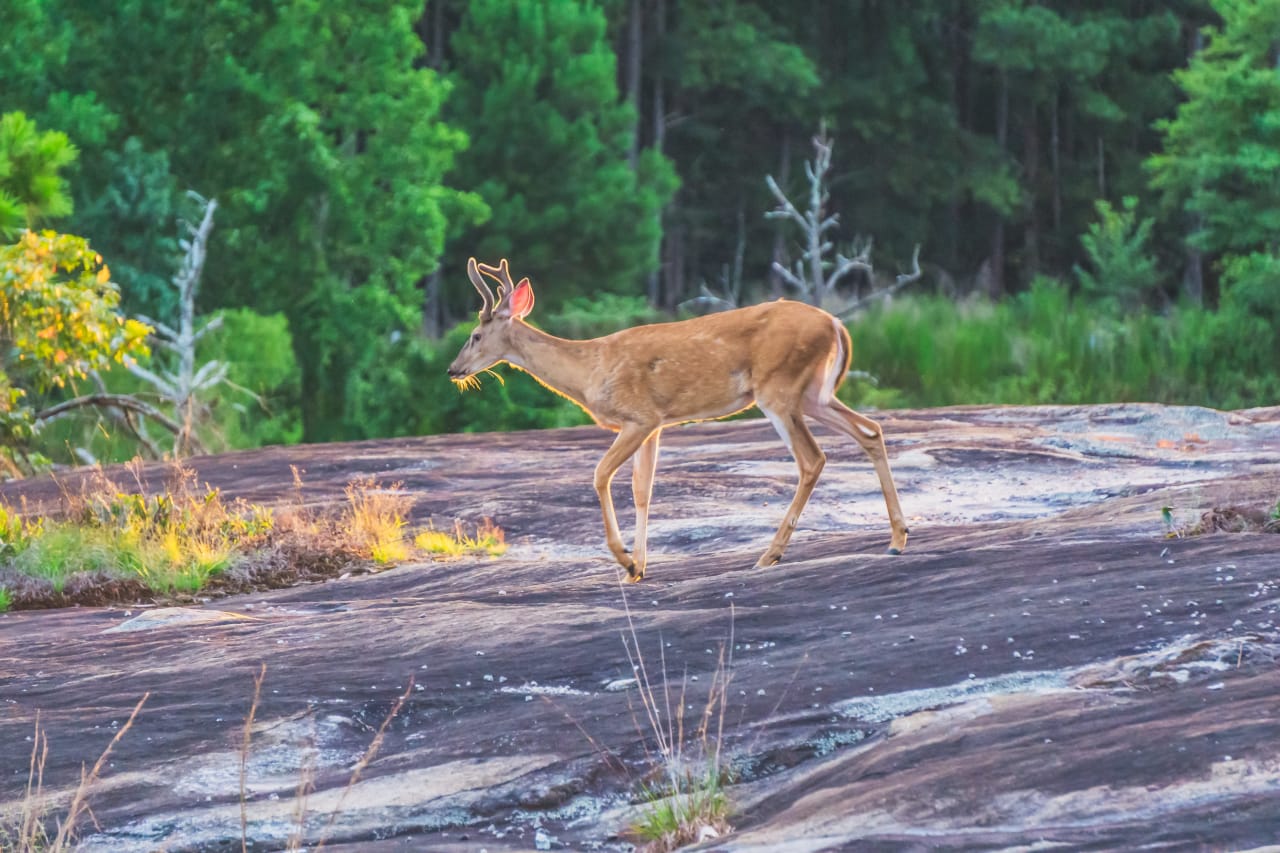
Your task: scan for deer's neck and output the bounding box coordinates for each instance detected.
[505,323,597,408]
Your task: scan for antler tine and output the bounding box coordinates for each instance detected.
[476,258,517,301]
[467,257,496,319]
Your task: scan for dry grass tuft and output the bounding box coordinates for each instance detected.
[234,665,412,851]
[414,517,506,558]
[621,590,736,851]
[342,478,414,564]
[2,695,148,852]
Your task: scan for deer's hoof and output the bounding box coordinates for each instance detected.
[754,554,781,569]
[625,564,645,583]
[887,546,902,556]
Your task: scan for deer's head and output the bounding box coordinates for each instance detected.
[448,257,535,386]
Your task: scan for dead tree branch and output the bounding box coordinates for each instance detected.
[125,193,237,456]
[836,244,923,319]
[36,394,186,438]
[767,124,924,311]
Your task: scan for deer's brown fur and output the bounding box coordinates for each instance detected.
[449,258,908,581]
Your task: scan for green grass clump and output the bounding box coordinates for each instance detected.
[843,280,1280,410]
[0,465,272,598]
[632,764,732,850]
[0,467,511,610]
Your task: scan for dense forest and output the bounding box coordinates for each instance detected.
[1,0,1278,471]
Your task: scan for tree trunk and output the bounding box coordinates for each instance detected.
[422,269,443,338]
[1023,98,1040,280]
[1181,27,1206,306]
[990,67,1009,298]
[947,1,966,270]
[625,0,642,168]
[1050,88,1061,237]
[646,0,666,307]
[1096,135,1106,199]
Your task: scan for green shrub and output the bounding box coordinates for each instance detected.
[844,279,1279,410]
[198,308,303,448]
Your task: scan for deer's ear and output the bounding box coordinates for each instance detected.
[508,278,535,319]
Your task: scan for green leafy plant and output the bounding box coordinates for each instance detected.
[0,229,152,475]
[843,283,1280,411]
[0,465,272,598]
[0,111,77,238]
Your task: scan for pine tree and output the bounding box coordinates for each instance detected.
[445,0,677,308]
[1148,0,1280,256]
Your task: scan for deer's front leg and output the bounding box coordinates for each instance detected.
[630,428,662,581]
[594,424,657,581]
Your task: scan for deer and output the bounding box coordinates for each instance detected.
[448,257,909,582]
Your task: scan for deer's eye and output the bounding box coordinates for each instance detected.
[471,332,481,343]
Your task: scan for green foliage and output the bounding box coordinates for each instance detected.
[1214,251,1280,393]
[3,479,273,595]
[50,0,484,442]
[845,281,1279,411]
[197,308,302,448]
[544,293,664,339]
[414,519,507,558]
[0,231,152,465]
[1148,0,1280,255]
[0,112,78,238]
[1075,196,1161,310]
[72,137,180,320]
[446,0,677,307]
[0,504,38,559]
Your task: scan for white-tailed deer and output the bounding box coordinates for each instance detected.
[448,258,909,581]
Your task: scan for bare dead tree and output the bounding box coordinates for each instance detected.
[836,244,923,320]
[126,193,241,456]
[766,125,923,310]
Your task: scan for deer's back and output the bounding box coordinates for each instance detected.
[587,300,842,426]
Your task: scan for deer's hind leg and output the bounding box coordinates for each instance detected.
[805,398,909,554]
[756,404,826,568]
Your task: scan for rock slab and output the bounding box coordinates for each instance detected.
[1,403,1278,850]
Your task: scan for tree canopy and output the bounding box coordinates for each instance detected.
[2,0,1277,453]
